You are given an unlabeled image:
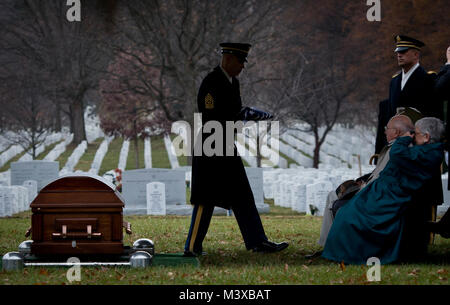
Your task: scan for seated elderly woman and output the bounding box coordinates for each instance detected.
[322,117,445,265]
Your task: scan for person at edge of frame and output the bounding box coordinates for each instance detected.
[427,45,450,238]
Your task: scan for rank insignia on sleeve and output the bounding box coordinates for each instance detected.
[205,93,214,109]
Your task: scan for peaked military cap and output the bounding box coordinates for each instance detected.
[220,42,251,62]
[394,35,425,52]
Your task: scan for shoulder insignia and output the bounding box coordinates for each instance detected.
[205,93,215,109]
[427,70,437,75]
[392,72,400,78]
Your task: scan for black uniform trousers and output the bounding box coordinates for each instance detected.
[184,201,268,253]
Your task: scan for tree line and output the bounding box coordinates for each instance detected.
[1,0,448,167]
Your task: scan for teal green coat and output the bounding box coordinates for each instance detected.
[322,136,444,265]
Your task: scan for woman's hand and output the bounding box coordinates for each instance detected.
[401,130,414,138]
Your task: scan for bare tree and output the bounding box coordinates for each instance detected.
[1,68,53,158]
[0,0,114,144]
[270,50,354,168]
[104,0,288,126]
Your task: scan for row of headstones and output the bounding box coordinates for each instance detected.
[263,167,374,216]
[0,134,11,151]
[283,131,348,165]
[122,167,269,215]
[235,138,258,167]
[85,106,105,143]
[43,134,74,162]
[17,133,66,162]
[2,159,449,218]
[0,145,24,168]
[0,180,37,217]
[2,164,267,217]
[89,137,113,175]
[117,140,130,171]
[144,138,152,168]
[241,134,289,168]
[277,137,314,168]
[0,133,72,185]
[320,126,375,164]
[283,131,354,167]
[0,132,71,167]
[59,140,88,175]
[163,134,180,169]
[286,126,375,166]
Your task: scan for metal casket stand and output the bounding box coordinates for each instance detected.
[2,238,155,270]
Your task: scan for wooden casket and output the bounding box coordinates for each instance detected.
[30,174,126,256]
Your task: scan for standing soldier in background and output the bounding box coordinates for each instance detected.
[375,35,444,155]
[184,42,289,257]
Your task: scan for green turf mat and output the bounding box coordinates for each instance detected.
[153,253,200,267]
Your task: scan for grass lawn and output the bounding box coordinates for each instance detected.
[0,149,27,172]
[74,138,104,172]
[0,203,449,285]
[151,135,171,169]
[56,143,78,170]
[126,138,145,170]
[1,136,449,285]
[34,140,65,160]
[98,137,123,176]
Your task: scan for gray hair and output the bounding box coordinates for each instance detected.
[415,117,445,143]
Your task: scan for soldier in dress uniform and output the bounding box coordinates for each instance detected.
[375,35,444,155]
[183,42,289,257]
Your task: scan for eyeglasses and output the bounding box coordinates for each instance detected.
[384,126,396,131]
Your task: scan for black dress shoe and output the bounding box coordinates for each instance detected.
[305,250,323,259]
[253,240,289,253]
[183,250,207,257]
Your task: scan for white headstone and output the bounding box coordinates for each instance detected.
[9,186,19,214]
[17,186,29,211]
[0,187,13,216]
[306,184,316,215]
[146,182,166,215]
[292,184,307,212]
[244,167,270,213]
[122,168,189,215]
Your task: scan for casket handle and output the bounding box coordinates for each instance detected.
[25,227,32,237]
[52,224,102,239]
[123,221,132,235]
[86,225,101,238]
